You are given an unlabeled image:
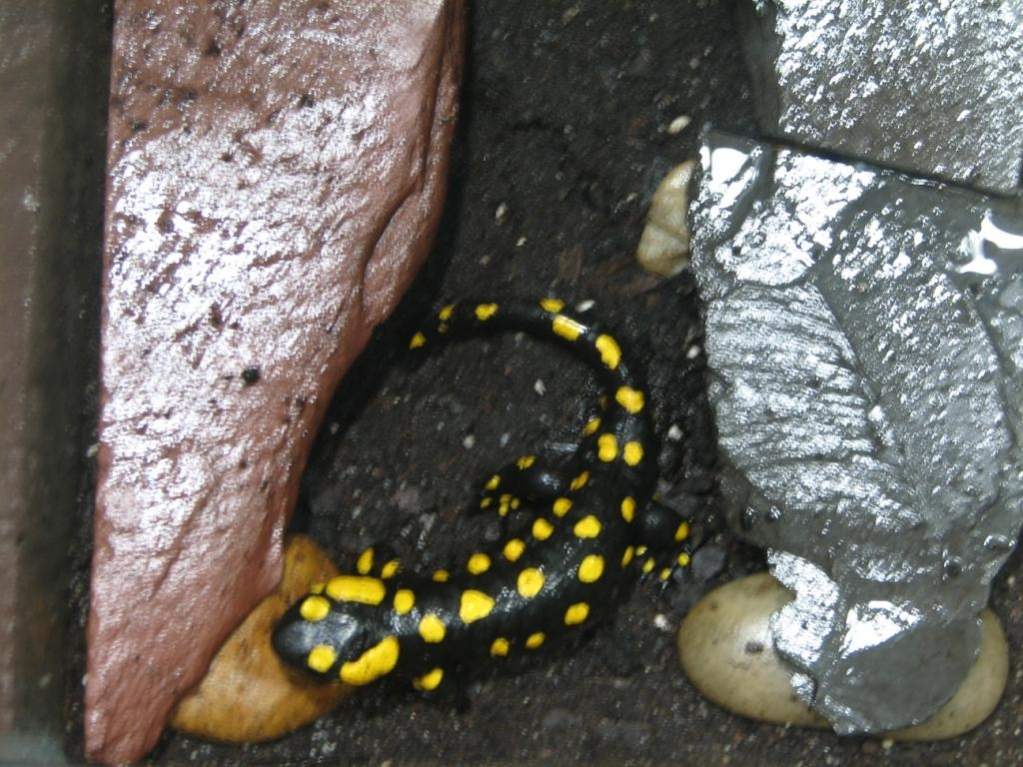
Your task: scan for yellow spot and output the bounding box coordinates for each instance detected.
[598,433,618,462]
[310,582,325,594]
[490,637,510,657]
[414,667,444,691]
[623,441,644,466]
[517,568,545,598]
[432,569,450,583]
[459,589,495,623]
[552,497,573,517]
[300,595,330,622]
[503,538,525,562]
[526,632,546,649]
[642,558,656,574]
[326,576,385,605]
[485,475,501,491]
[582,417,601,436]
[615,386,645,414]
[659,568,672,581]
[467,553,491,575]
[480,497,492,509]
[595,334,622,370]
[578,554,605,583]
[532,517,554,540]
[621,546,635,567]
[636,545,648,556]
[516,455,536,469]
[620,496,636,523]
[307,645,337,673]
[381,559,400,579]
[674,521,690,542]
[552,314,584,341]
[677,552,691,567]
[418,614,446,643]
[439,304,454,321]
[475,303,499,321]
[570,471,590,491]
[498,500,510,517]
[409,332,426,349]
[540,298,565,313]
[393,589,415,615]
[564,602,590,626]
[573,515,602,538]
[511,498,521,510]
[356,548,374,575]
[339,635,400,686]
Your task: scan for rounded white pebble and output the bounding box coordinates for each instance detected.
[677,572,1008,740]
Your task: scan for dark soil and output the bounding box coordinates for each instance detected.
[67,1,1023,765]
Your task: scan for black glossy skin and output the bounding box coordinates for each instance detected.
[272,300,689,693]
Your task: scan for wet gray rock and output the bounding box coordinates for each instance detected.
[690,129,1023,733]
[737,1,1023,194]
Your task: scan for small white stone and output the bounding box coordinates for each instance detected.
[575,299,595,313]
[667,424,684,441]
[516,236,528,247]
[667,115,692,135]
[495,202,509,225]
[462,434,476,449]
[534,379,546,396]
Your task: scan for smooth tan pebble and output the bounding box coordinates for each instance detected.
[635,160,695,277]
[678,572,1008,741]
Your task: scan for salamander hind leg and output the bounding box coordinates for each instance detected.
[634,499,693,586]
[474,455,573,520]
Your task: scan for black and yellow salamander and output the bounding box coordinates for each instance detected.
[273,299,691,693]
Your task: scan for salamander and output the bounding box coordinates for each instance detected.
[273,299,691,693]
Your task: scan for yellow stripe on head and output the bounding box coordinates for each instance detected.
[307,644,337,673]
[339,635,399,686]
[326,576,385,605]
[300,595,330,622]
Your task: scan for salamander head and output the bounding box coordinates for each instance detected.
[272,593,377,681]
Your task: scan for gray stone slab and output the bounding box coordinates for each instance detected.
[691,129,1023,733]
[737,0,1023,194]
